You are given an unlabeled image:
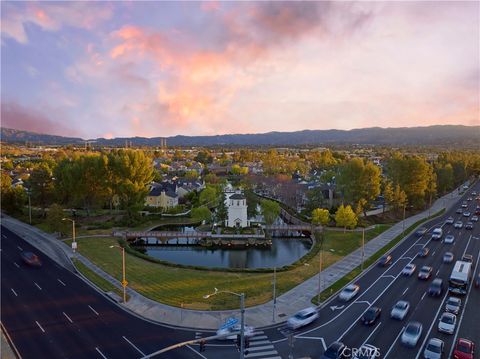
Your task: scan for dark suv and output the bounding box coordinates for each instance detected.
[321,341,347,359]
[428,278,443,296]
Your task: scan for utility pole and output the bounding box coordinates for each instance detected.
[27,190,32,224]
[402,205,406,237]
[361,227,365,271]
[272,267,276,322]
[317,234,323,305]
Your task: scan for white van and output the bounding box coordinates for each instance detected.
[431,228,443,240]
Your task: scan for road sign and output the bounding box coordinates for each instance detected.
[220,317,238,330]
[121,280,128,287]
[71,242,77,250]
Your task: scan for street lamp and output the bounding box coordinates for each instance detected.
[110,245,127,303]
[62,218,76,253]
[203,288,245,359]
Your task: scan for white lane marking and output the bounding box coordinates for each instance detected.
[435,269,440,276]
[63,312,73,323]
[2,234,6,239]
[361,321,381,348]
[354,301,372,305]
[13,262,19,268]
[402,287,409,296]
[57,279,66,286]
[95,347,108,359]
[247,345,275,352]
[17,246,23,251]
[432,250,436,257]
[35,321,45,333]
[402,257,414,260]
[448,247,480,358]
[88,305,99,316]
[11,288,18,297]
[420,292,426,301]
[414,291,449,359]
[186,344,208,359]
[462,235,473,256]
[122,336,145,356]
[382,275,396,279]
[34,282,42,290]
[384,326,405,358]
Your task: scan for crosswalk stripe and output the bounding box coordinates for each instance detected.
[246,345,274,352]
[258,357,281,359]
[251,335,268,340]
[245,350,278,358]
[249,340,270,346]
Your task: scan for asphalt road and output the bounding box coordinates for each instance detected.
[1,183,479,359]
[0,226,201,359]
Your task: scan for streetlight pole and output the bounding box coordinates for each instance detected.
[272,267,276,323]
[62,218,76,253]
[361,227,365,271]
[402,205,406,237]
[204,289,245,359]
[27,190,32,224]
[317,231,323,305]
[110,245,127,303]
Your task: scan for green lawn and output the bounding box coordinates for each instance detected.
[68,224,391,310]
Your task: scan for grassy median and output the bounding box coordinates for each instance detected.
[67,224,390,310]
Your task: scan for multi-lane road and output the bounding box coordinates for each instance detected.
[1,182,479,359]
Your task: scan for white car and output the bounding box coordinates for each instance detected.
[353,344,380,359]
[287,307,319,330]
[391,300,410,320]
[454,221,463,229]
[445,217,454,224]
[338,284,360,301]
[463,211,471,217]
[445,297,461,314]
[472,215,479,222]
[461,203,468,208]
[438,312,456,334]
[402,264,416,276]
[216,324,255,340]
[443,252,454,264]
[401,321,423,347]
[444,235,455,244]
[423,338,444,359]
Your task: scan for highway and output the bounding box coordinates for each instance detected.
[1,183,479,359]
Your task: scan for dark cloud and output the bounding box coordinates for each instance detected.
[1,101,79,136]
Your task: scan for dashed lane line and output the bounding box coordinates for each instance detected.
[34,282,42,290]
[17,246,23,251]
[63,312,73,324]
[402,287,409,296]
[122,336,145,356]
[383,326,405,358]
[11,288,18,297]
[35,321,45,333]
[95,347,108,359]
[88,305,99,316]
[57,279,66,286]
[13,262,19,268]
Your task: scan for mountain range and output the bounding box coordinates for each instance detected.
[1,125,479,147]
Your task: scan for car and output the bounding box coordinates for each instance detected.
[444,234,455,244]
[419,247,430,257]
[472,215,479,222]
[20,251,42,267]
[461,202,468,208]
[416,227,428,236]
[216,323,255,340]
[428,278,444,297]
[321,341,347,359]
[353,344,380,359]
[454,221,463,229]
[338,284,360,302]
[431,228,443,240]
[452,338,475,359]
[475,274,480,288]
[391,300,410,320]
[401,321,423,347]
[463,211,471,217]
[445,216,455,224]
[456,208,463,214]
[476,207,480,215]
[465,222,474,230]
[467,197,473,201]
[462,254,474,264]
[438,312,456,334]
[445,297,461,314]
[378,255,392,267]
[473,191,478,196]
[361,307,381,325]
[418,266,433,280]
[402,263,416,276]
[423,338,444,359]
[443,252,454,264]
[287,307,319,329]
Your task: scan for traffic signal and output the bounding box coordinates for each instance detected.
[245,337,250,348]
[199,340,206,352]
[236,335,241,351]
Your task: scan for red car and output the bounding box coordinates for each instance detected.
[20,251,42,267]
[452,338,475,359]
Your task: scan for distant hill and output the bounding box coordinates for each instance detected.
[1,125,479,147]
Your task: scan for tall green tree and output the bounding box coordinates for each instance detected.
[28,163,54,214]
[199,186,218,206]
[46,204,68,235]
[261,199,281,225]
[191,206,212,223]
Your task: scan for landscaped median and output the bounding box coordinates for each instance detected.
[311,208,446,305]
[67,224,390,310]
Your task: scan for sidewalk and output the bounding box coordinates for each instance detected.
[1,186,468,330]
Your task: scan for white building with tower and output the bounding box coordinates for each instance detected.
[225,190,249,228]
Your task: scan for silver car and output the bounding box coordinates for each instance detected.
[438,312,456,334]
[391,300,410,320]
[423,338,444,359]
[402,263,416,276]
[443,252,454,264]
[401,321,423,347]
[287,307,319,329]
[444,235,455,244]
[339,284,360,302]
[445,297,461,314]
[454,221,463,229]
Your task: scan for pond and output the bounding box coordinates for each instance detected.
[137,224,312,269]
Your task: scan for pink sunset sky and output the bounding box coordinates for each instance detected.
[1,1,479,139]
